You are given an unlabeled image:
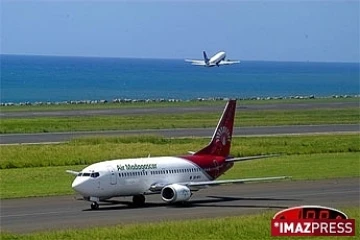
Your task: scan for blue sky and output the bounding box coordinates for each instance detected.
[1,0,359,62]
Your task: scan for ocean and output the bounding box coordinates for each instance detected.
[1,55,359,103]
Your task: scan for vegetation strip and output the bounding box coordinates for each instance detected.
[1,108,358,134]
[1,134,358,169]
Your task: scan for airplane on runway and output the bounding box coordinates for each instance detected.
[185,51,240,67]
[67,100,288,210]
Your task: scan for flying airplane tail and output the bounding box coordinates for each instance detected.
[194,100,236,157]
[203,51,210,65]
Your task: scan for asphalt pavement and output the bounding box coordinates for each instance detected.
[1,178,358,233]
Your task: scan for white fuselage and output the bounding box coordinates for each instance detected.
[72,156,212,199]
[208,51,226,66]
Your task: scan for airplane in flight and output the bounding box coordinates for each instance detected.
[185,51,240,67]
[67,100,288,210]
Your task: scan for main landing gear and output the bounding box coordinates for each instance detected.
[132,194,145,206]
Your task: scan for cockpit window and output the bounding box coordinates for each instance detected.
[91,172,100,178]
[77,172,99,177]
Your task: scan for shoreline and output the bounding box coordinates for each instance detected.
[1,94,358,107]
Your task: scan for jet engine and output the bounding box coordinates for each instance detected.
[161,184,191,203]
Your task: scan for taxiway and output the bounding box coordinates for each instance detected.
[1,124,358,145]
[1,178,358,233]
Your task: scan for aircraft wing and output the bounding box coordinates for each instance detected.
[226,154,281,162]
[218,60,240,65]
[187,176,290,188]
[148,176,289,193]
[66,170,80,176]
[148,155,284,191]
[184,59,207,66]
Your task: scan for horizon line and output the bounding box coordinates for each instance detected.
[1,53,359,64]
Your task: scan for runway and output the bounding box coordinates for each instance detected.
[1,124,358,145]
[1,178,359,233]
[1,100,358,144]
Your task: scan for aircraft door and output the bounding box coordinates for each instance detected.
[107,166,117,185]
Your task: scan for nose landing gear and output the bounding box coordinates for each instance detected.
[89,196,100,210]
[91,201,99,210]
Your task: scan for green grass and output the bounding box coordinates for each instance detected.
[1,107,359,134]
[0,165,78,198]
[1,134,358,169]
[1,97,357,112]
[1,152,358,199]
[1,207,358,239]
[0,134,358,198]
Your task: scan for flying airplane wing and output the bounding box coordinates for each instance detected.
[184,59,207,66]
[217,60,240,65]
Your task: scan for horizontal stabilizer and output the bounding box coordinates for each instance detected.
[191,62,207,66]
[184,59,202,62]
[185,59,207,66]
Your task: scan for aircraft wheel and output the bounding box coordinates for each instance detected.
[91,202,99,210]
[132,195,145,206]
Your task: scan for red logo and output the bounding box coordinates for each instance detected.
[271,205,355,236]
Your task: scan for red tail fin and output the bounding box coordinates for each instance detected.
[194,100,236,157]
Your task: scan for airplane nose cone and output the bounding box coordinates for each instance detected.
[72,177,89,195]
